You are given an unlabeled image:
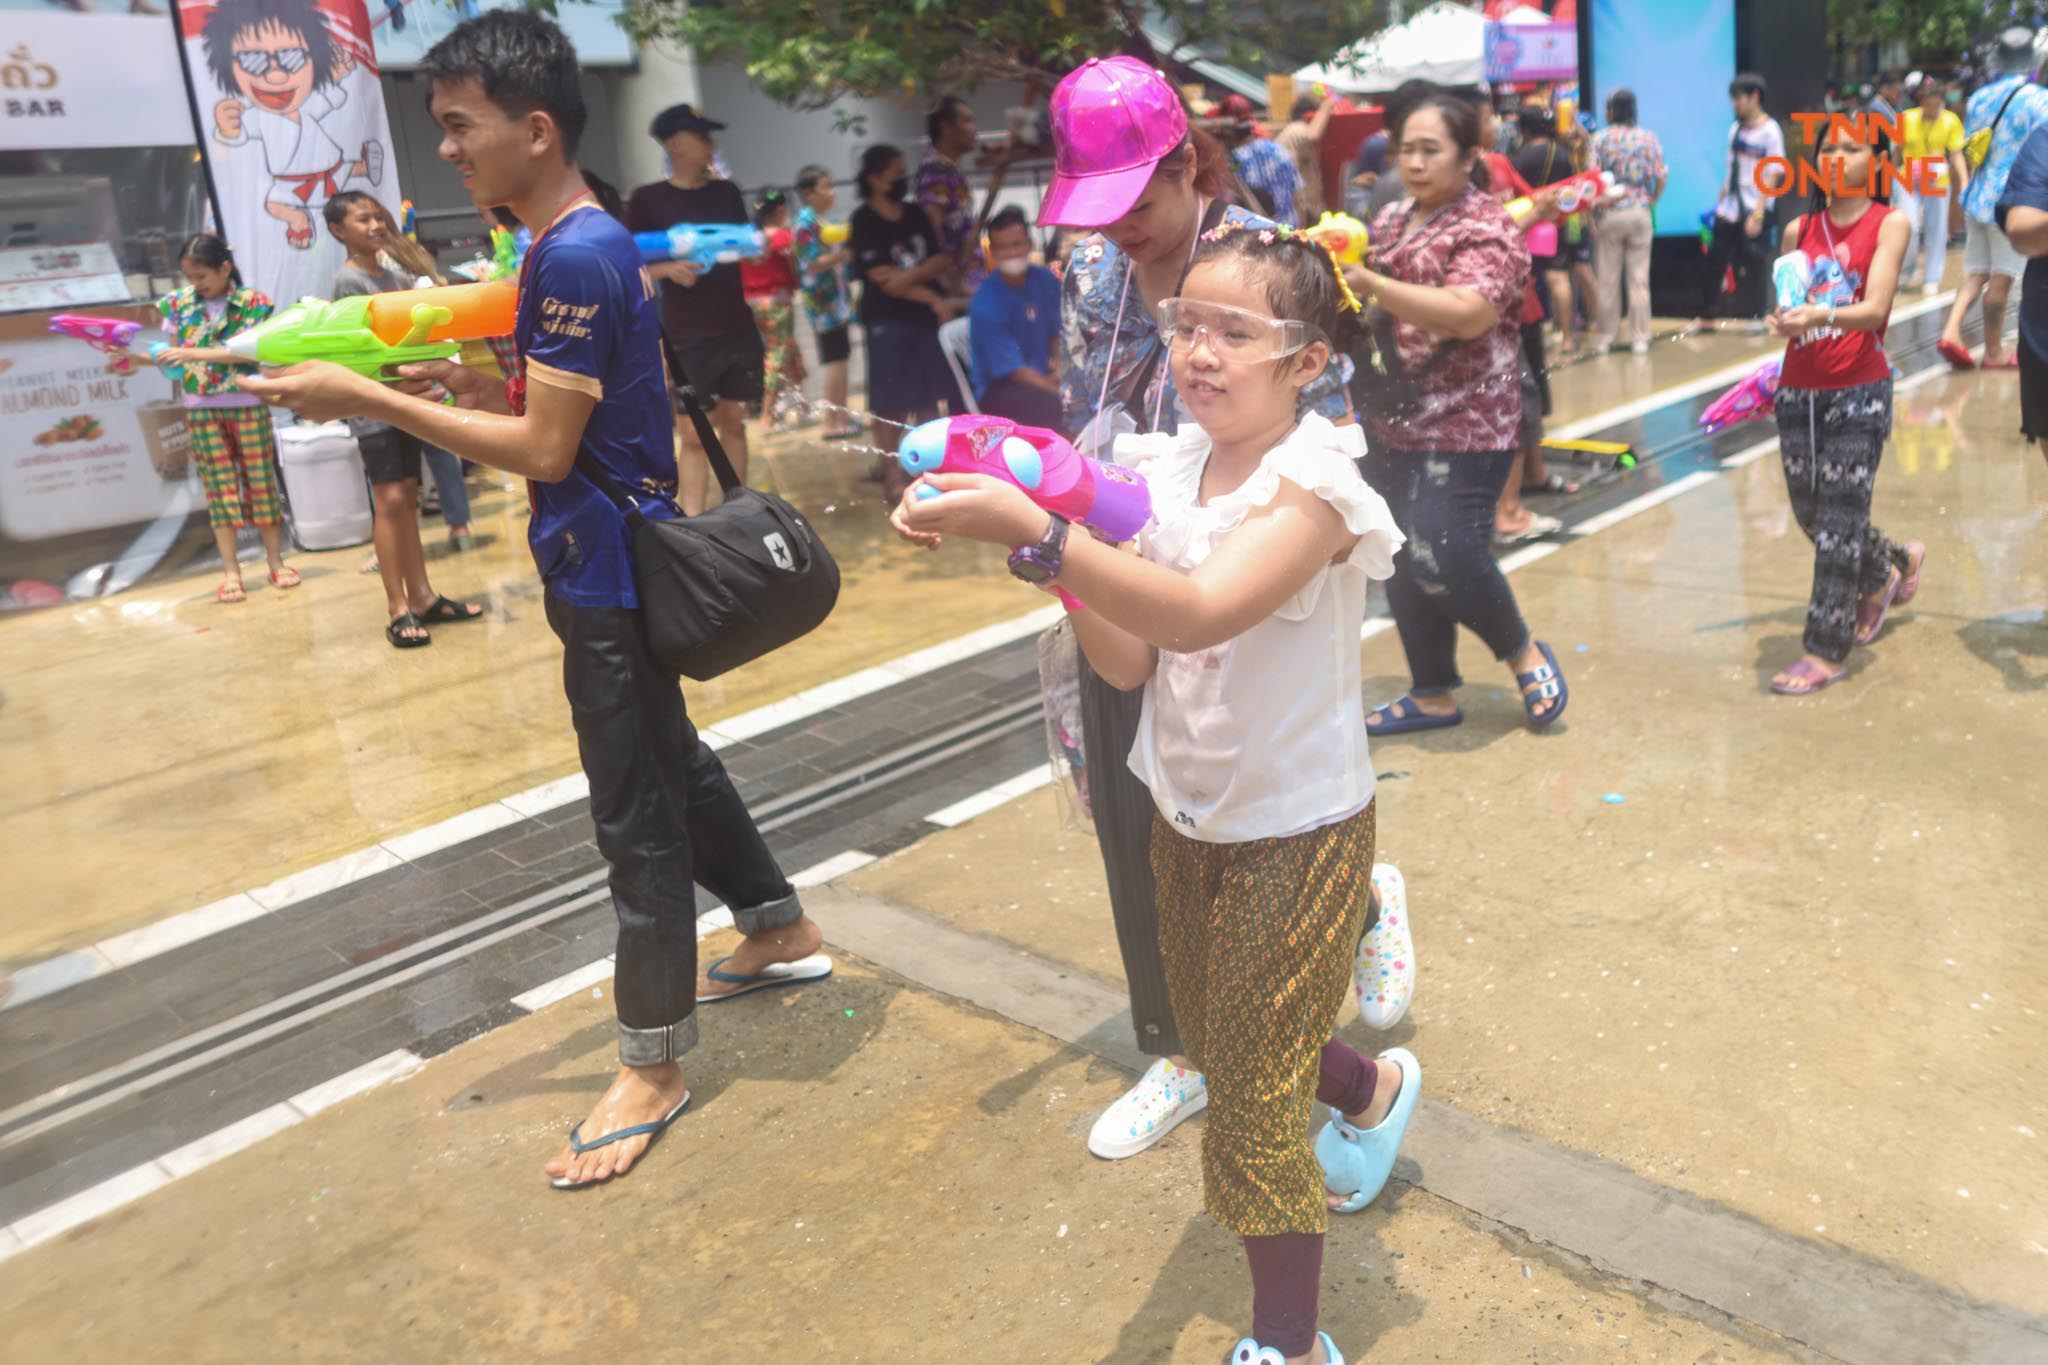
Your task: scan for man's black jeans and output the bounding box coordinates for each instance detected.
[546,593,800,1066]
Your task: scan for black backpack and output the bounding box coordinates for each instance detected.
[576,387,839,681]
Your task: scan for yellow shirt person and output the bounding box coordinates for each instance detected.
[1903,106,1966,192]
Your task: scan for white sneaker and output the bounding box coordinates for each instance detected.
[1922,280,1941,296]
[1355,864,1416,1029]
[1631,340,1651,355]
[1087,1057,1206,1159]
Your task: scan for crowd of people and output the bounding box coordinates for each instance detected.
[152,10,2048,1361]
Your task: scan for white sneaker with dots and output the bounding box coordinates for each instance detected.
[1355,863,1415,1029]
[1086,1058,1206,1160]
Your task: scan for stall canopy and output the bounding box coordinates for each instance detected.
[1295,1,1487,95]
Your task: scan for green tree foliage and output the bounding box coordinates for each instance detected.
[1827,0,2047,63]
[622,0,1389,110]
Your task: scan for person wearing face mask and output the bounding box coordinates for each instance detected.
[1042,56,1419,1173]
[849,142,964,498]
[967,206,1065,428]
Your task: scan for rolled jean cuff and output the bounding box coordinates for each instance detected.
[618,1011,700,1066]
[733,889,802,936]
[1492,629,1533,664]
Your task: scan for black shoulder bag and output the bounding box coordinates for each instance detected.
[575,386,840,681]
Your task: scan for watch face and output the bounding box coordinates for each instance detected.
[1008,548,1055,584]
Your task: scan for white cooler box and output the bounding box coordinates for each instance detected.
[277,421,374,551]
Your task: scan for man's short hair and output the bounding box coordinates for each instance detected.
[323,189,379,230]
[986,205,1030,239]
[795,164,833,195]
[421,10,587,159]
[1729,72,1768,102]
[1291,95,1320,121]
[927,94,970,146]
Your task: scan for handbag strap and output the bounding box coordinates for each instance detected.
[573,381,739,519]
[676,383,742,495]
[1987,82,2023,145]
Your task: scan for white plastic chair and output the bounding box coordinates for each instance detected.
[938,316,979,414]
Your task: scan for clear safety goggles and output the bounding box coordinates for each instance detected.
[1156,298,1320,362]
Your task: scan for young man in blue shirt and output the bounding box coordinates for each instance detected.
[967,207,1064,429]
[243,10,825,1191]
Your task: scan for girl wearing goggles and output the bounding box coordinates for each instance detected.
[895,224,1419,1365]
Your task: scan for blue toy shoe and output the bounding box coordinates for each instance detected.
[1315,1047,1421,1215]
[1228,1331,1345,1364]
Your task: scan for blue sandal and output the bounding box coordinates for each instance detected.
[551,1091,692,1190]
[697,953,833,1003]
[1315,1048,1421,1214]
[1516,641,1569,728]
[1365,696,1464,735]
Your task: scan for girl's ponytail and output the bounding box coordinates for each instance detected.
[177,231,244,290]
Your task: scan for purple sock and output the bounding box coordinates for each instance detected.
[1244,1232,1323,1356]
[1316,1038,1375,1118]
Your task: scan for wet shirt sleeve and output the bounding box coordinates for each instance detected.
[519,241,619,402]
[1441,216,1529,323]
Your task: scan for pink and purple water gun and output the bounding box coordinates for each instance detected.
[48,314,170,376]
[897,415,1152,543]
[1699,358,1782,433]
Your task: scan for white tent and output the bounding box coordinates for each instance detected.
[1295,1,1487,95]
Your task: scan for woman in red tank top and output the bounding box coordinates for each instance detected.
[1763,121,1928,695]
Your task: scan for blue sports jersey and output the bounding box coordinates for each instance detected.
[516,202,677,609]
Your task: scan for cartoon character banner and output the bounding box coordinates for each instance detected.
[173,0,403,306]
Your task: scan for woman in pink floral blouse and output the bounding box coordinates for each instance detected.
[1346,92,1569,735]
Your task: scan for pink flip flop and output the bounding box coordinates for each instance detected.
[1937,339,1977,369]
[1989,353,2021,369]
[1771,657,1845,695]
[1895,542,1929,606]
[1855,566,1902,645]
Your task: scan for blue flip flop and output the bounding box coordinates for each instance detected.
[1366,696,1464,735]
[1315,1047,1421,1214]
[1516,640,1569,729]
[551,1091,692,1190]
[697,953,833,1003]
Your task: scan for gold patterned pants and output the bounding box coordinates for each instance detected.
[1150,801,1375,1236]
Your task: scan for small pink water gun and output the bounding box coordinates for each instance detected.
[49,314,153,374]
[1699,357,1783,433]
[897,415,1152,543]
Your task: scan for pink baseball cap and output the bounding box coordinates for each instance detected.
[1038,56,1190,228]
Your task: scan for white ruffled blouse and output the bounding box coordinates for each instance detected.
[1118,413,1404,844]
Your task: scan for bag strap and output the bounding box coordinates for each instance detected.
[576,362,742,516]
[1990,82,2023,142]
[675,382,742,495]
[572,445,649,525]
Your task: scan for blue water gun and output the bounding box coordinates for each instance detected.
[634,223,765,269]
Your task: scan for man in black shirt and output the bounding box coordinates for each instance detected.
[625,103,764,512]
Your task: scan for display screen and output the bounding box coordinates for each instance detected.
[1590,0,1737,236]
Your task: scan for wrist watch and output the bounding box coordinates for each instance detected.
[1007,513,1070,585]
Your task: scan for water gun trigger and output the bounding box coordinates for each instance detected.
[401,304,455,349]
